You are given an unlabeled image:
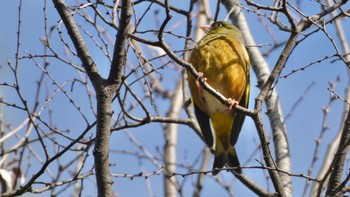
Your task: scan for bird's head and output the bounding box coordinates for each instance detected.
[200,21,243,42]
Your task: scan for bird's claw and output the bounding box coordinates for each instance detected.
[195,72,207,88]
[226,98,239,111]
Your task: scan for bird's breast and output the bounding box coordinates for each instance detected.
[190,38,246,114]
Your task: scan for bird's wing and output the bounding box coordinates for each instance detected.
[230,77,250,146]
[229,38,250,146]
[193,101,214,148]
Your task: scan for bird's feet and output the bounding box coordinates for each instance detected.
[226,98,239,111]
[195,72,207,88]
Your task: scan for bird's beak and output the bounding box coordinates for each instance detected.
[199,24,211,33]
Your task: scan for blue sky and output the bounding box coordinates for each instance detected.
[1,0,350,196]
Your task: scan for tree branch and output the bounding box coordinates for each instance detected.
[325,107,350,196]
[163,80,182,197]
[52,0,102,87]
[311,0,350,195]
[108,0,132,83]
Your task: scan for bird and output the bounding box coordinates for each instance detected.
[188,21,250,175]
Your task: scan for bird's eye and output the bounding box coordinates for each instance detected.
[212,22,223,28]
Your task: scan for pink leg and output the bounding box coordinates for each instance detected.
[226,98,239,111]
[195,72,207,88]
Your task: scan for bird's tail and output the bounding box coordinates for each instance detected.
[227,146,242,174]
[212,145,241,175]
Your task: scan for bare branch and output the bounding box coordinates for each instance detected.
[163,80,182,197]
[108,0,132,83]
[52,0,102,86]
[325,107,350,196]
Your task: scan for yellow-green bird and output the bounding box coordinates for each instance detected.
[188,21,250,175]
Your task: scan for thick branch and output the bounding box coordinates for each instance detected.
[108,0,132,83]
[325,107,350,196]
[52,0,102,87]
[163,80,182,197]
[254,24,299,197]
[94,85,115,197]
[94,0,132,196]
[311,0,350,195]
[53,1,133,196]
